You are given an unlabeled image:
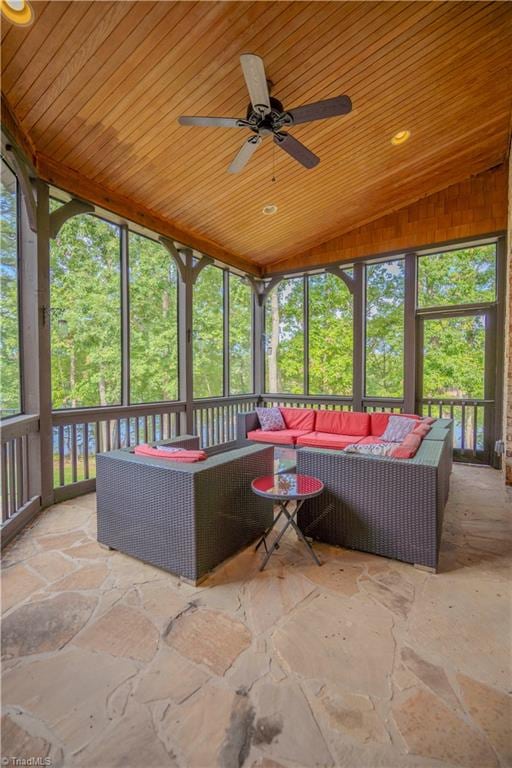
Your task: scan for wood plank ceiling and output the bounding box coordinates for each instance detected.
[2,1,511,272]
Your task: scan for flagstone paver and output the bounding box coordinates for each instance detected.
[0,464,510,768]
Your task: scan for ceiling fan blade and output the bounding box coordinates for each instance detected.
[286,95,352,126]
[228,135,262,174]
[273,132,319,169]
[240,54,271,116]
[178,115,248,128]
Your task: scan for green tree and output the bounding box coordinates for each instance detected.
[50,213,121,408]
[309,273,352,395]
[0,160,21,417]
[365,261,405,398]
[129,232,178,403]
[229,274,252,394]
[193,264,224,398]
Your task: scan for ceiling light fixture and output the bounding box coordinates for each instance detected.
[0,0,33,25]
[391,130,410,146]
[262,204,278,215]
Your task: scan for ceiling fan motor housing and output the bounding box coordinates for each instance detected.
[246,96,291,133]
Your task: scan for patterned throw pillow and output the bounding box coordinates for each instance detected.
[345,442,397,457]
[381,415,417,442]
[256,407,285,431]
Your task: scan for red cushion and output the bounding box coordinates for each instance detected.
[247,429,310,446]
[296,432,365,450]
[279,407,316,431]
[391,432,422,459]
[315,410,370,436]
[413,422,431,437]
[370,412,421,436]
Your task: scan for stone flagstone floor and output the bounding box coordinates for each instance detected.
[1,464,511,768]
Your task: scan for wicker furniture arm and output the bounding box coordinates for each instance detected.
[96,441,274,584]
[296,436,451,571]
[237,410,260,443]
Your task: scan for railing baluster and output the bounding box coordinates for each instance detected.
[9,440,16,517]
[472,403,478,455]
[15,437,23,510]
[58,425,65,487]
[460,402,466,451]
[1,442,8,522]
[84,423,90,479]
[22,435,29,503]
[71,424,78,483]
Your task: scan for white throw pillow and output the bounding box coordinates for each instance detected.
[381,415,417,442]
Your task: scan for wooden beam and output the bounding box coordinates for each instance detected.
[1,94,37,167]
[36,154,261,277]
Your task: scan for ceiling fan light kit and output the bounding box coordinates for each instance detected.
[178,53,352,173]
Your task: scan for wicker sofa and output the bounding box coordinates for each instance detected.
[96,436,274,584]
[237,408,453,571]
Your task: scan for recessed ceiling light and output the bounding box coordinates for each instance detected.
[262,204,278,215]
[391,130,410,146]
[0,0,33,25]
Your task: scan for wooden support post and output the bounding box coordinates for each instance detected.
[19,179,41,503]
[35,181,54,507]
[253,291,264,398]
[120,225,130,406]
[352,263,364,412]
[404,252,417,414]
[178,249,195,435]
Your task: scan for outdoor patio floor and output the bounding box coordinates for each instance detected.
[1,464,511,768]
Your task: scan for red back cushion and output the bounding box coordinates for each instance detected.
[391,432,422,459]
[315,410,370,436]
[279,407,316,431]
[413,422,431,437]
[370,412,421,436]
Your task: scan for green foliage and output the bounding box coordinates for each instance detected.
[265,278,304,393]
[423,316,485,399]
[50,214,121,408]
[418,246,495,307]
[365,261,405,398]
[309,273,352,396]
[193,265,224,398]
[129,232,178,403]
[0,160,21,417]
[229,275,252,394]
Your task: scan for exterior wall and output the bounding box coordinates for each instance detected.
[266,164,508,273]
[505,152,512,484]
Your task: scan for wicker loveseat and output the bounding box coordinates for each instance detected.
[237,408,453,571]
[96,436,274,584]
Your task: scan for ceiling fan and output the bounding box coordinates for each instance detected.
[178,53,352,173]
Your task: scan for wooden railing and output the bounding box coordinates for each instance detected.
[193,395,259,448]
[1,414,40,540]
[2,394,481,515]
[420,398,492,461]
[52,401,186,500]
[261,394,353,410]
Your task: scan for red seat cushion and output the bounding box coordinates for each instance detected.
[315,410,370,436]
[247,429,310,446]
[391,432,422,459]
[296,432,365,450]
[370,412,421,436]
[279,407,316,431]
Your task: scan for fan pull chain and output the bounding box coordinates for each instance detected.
[272,140,276,183]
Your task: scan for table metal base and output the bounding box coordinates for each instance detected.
[255,498,322,571]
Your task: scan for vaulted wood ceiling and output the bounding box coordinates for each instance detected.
[2,1,511,272]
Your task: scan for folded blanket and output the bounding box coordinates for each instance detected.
[134,444,207,462]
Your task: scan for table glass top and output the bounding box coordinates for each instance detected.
[252,473,323,499]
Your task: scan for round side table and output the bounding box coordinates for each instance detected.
[251,473,324,571]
